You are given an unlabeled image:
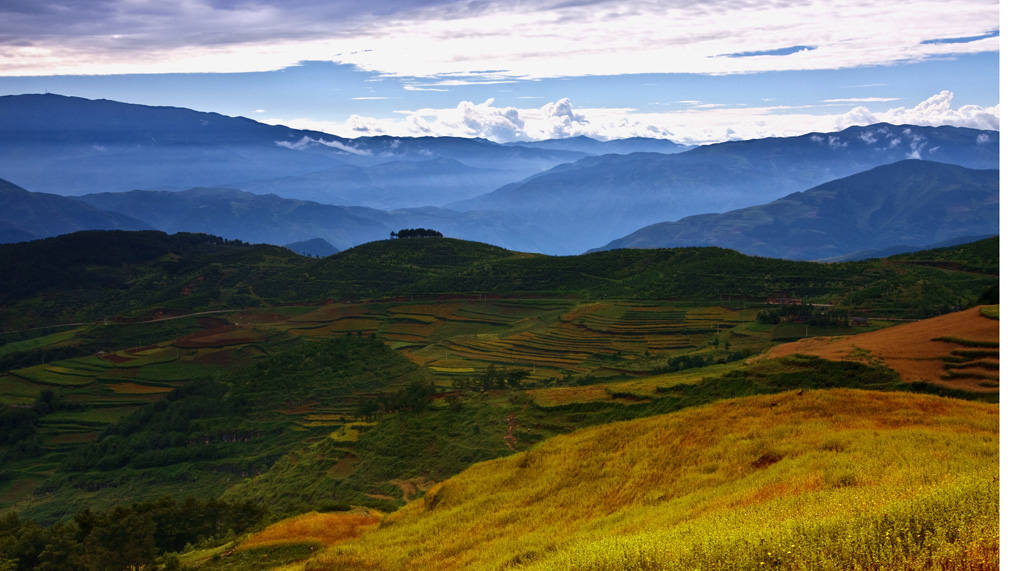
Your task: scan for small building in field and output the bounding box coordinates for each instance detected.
[767,291,803,305]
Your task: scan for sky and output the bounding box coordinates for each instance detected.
[0,0,1002,145]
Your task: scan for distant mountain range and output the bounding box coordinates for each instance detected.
[591,160,999,260]
[0,94,1000,257]
[285,238,340,258]
[0,178,152,243]
[505,135,693,155]
[452,124,999,254]
[0,94,677,207]
[74,187,560,252]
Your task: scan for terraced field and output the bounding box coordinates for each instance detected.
[0,299,781,423]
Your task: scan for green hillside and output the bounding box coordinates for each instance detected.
[0,231,999,570]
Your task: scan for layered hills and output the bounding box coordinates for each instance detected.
[0,178,152,243]
[0,232,998,332]
[452,124,998,254]
[0,94,1001,257]
[0,94,579,202]
[77,187,560,253]
[594,160,999,259]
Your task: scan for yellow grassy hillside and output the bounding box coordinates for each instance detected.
[284,389,998,571]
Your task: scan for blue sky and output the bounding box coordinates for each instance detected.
[0,0,1002,145]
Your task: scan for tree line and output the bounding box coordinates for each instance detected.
[757,304,850,327]
[389,228,443,239]
[0,496,265,571]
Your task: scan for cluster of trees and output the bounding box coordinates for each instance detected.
[0,390,81,467]
[452,365,530,391]
[665,348,755,372]
[57,380,248,473]
[0,496,264,571]
[757,304,850,327]
[357,379,438,420]
[389,228,443,239]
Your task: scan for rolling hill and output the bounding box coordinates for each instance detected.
[0,228,999,569]
[593,160,999,259]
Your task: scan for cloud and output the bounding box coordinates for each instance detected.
[833,91,999,131]
[275,135,371,155]
[0,0,1000,79]
[393,98,529,141]
[342,92,999,145]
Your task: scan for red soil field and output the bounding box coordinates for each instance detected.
[765,306,999,392]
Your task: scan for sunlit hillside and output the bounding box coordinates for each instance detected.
[251,389,997,571]
[767,305,999,392]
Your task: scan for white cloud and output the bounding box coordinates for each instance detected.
[262,91,996,146]
[275,135,371,155]
[0,0,999,79]
[834,90,999,131]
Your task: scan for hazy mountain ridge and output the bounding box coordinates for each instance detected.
[0,177,154,243]
[0,94,1001,257]
[453,123,999,254]
[285,237,342,257]
[76,186,559,252]
[233,157,525,209]
[504,135,694,155]
[593,160,999,259]
[0,94,584,199]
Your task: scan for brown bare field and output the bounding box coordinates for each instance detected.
[98,352,133,364]
[173,325,264,348]
[766,306,999,392]
[106,382,174,395]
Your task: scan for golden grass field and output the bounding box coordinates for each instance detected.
[263,389,998,571]
[766,306,999,391]
[236,511,382,551]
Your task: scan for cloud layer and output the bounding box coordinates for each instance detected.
[1,0,999,79]
[269,91,998,145]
